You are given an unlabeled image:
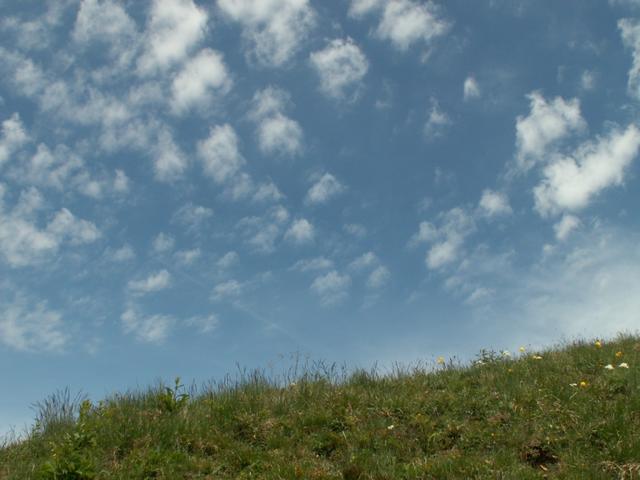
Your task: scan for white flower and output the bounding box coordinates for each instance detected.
[604,364,615,370]
[502,350,511,358]
[569,383,578,387]
[619,362,630,369]
[387,424,395,430]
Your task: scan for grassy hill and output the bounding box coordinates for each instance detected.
[1,335,639,479]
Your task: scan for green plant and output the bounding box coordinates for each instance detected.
[158,377,190,414]
[38,401,96,480]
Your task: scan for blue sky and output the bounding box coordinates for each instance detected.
[1,0,640,437]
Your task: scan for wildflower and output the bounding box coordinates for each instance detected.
[387,424,395,430]
[502,350,511,358]
[579,381,588,388]
[475,360,485,365]
[507,368,513,373]
[569,383,578,387]
[519,346,526,353]
[437,356,445,365]
[615,351,623,358]
[604,364,615,370]
[594,340,602,348]
[532,355,543,360]
[619,362,629,369]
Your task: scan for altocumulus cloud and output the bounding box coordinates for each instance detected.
[310,38,369,100]
[217,0,316,67]
[127,270,172,296]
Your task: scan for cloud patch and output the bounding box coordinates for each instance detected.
[349,0,449,51]
[0,296,68,352]
[217,0,315,67]
[249,87,303,157]
[170,49,232,114]
[310,270,351,305]
[309,38,368,100]
[306,173,345,205]
[533,124,640,216]
[514,92,586,171]
[127,270,172,295]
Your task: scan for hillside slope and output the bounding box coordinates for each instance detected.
[1,335,639,479]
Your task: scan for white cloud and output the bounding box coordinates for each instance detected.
[580,70,596,91]
[73,0,137,44]
[212,279,243,301]
[408,221,438,247]
[367,265,390,289]
[0,196,100,267]
[344,223,367,238]
[554,214,581,241]
[466,227,640,347]
[310,270,351,305]
[377,0,449,51]
[463,76,481,100]
[250,87,303,157]
[257,115,304,157]
[291,256,333,272]
[7,143,113,199]
[197,124,245,184]
[236,206,289,253]
[153,129,188,182]
[253,180,284,203]
[172,203,214,230]
[619,18,640,100]
[348,0,384,17]
[217,0,316,67]
[306,173,345,205]
[0,113,28,166]
[424,99,451,140]
[0,297,68,352]
[170,48,232,114]
[185,313,219,333]
[127,270,172,295]
[113,169,130,193]
[515,92,586,170]
[73,0,139,68]
[309,38,368,100]
[121,307,173,344]
[174,248,201,265]
[412,208,475,270]
[478,189,512,217]
[533,124,640,216]
[152,233,175,254]
[351,0,449,51]
[217,251,238,268]
[47,208,101,247]
[285,218,315,244]
[137,0,208,74]
[108,244,135,262]
[349,251,378,271]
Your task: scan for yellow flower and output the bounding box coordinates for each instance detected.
[594,340,602,348]
[436,356,445,365]
[532,355,543,360]
[519,346,526,353]
[579,381,588,388]
[615,351,623,358]
[619,362,629,369]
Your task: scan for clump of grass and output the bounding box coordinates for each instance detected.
[1,334,639,479]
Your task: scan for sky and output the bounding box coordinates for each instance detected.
[1,0,640,437]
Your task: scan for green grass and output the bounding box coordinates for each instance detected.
[2,335,640,479]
